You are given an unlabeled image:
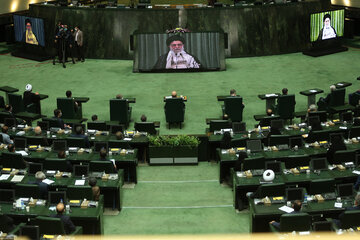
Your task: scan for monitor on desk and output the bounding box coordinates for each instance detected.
[289,137,304,149]
[337,183,354,198]
[265,161,282,174]
[308,115,322,130]
[53,140,67,152]
[14,137,27,150]
[209,120,231,132]
[246,139,263,153]
[37,121,49,131]
[87,121,107,131]
[110,125,124,134]
[340,111,353,123]
[285,155,310,169]
[333,150,356,165]
[73,164,89,177]
[309,179,335,195]
[1,152,25,169]
[311,157,328,171]
[286,187,304,202]
[4,118,16,127]
[232,122,246,133]
[0,189,15,203]
[20,226,40,240]
[242,157,265,171]
[94,142,108,152]
[66,137,86,148]
[329,132,345,145]
[48,191,67,205]
[270,119,284,130]
[28,162,43,175]
[308,111,328,123]
[257,183,286,198]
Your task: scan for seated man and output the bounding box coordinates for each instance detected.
[317,85,336,108]
[269,200,302,230]
[53,109,69,129]
[229,89,245,105]
[7,144,15,153]
[1,126,13,145]
[89,177,100,201]
[116,94,123,100]
[4,104,25,125]
[52,203,76,234]
[70,125,90,148]
[65,90,79,112]
[140,114,147,122]
[91,114,98,121]
[34,126,49,146]
[99,148,117,169]
[333,193,360,228]
[23,84,40,113]
[28,171,48,199]
[115,131,124,140]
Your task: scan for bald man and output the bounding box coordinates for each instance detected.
[52,203,76,234]
[171,91,177,98]
[34,126,42,135]
[33,126,49,146]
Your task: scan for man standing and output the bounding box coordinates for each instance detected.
[153,35,201,70]
[74,26,85,62]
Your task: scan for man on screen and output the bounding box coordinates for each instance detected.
[317,13,337,41]
[23,18,39,45]
[153,35,201,70]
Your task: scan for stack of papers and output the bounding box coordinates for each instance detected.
[42,179,54,185]
[11,175,24,182]
[15,150,28,156]
[309,89,317,93]
[279,205,294,213]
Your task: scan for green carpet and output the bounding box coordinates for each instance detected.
[104,163,249,235]
[0,46,359,135]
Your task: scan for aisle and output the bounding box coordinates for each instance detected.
[104,162,249,235]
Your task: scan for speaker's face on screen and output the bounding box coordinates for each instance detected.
[324,17,331,27]
[26,23,32,31]
[170,40,184,54]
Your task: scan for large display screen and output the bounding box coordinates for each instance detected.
[310,9,344,42]
[13,15,45,47]
[134,32,224,72]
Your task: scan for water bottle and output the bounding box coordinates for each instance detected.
[304,193,308,204]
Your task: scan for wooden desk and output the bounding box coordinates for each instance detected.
[299,88,324,107]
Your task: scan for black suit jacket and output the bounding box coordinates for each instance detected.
[51,214,76,234]
[23,91,40,108]
[53,117,65,129]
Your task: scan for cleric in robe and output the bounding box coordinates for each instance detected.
[317,13,337,41]
[153,35,201,70]
[22,18,39,45]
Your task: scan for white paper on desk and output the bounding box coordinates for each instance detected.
[15,150,28,156]
[124,138,132,141]
[165,96,172,99]
[110,159,116,167]
[42,179,54,185]
[265,94,277,97]
[75,180,85,186]
[19,198,29,202]
[279,205,294,213]
[236,172,244,177]
[46,170,56,174]
[309,90,317,93]
[0,174,10,180]
[334,202,343,208]
[345,162,354,166]
[299,231,310,235]
[11,175,24,182]
[352,170,360,175]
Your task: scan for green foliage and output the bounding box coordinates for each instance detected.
[149,135,200,147]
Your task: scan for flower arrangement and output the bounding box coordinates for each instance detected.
[166,27,191,34]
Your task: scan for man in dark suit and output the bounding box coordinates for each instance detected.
[333,193,360,228]
[53,109,70,129]
[73,26,85,62]
[70,125,90,148]
[23,84,40,113]
[52,203,76,234]
[269,200,302,230]
[4,104,24,125]
[66,90,79,112]
[28,171,48,199]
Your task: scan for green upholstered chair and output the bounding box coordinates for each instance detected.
[108,140,132,149]
[110,99,132,127]
[67,185,93,200]
[164,98,185,128]
[278,213,311,232]
[339,210,360,229]
[57,98,82,119]
[223,97,244,122]
[1,152,26,169]
[349,92,360,107]
[66,137,86,148]
[0,96,4,110]
[134,122,158,135]
[89,161,117,173]
[7,93,41,124]
[0,214,26,235]
[33,216,82,235]
[15,184,41,199]
[312,221,333,232]
[276,94,296,121]
[44,158,69,172]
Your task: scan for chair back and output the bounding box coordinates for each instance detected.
[8,93,24,114]
[224,97,244,122]
[134,122,157,135]
[67,185,93,200]
[44,158,69,172]
[164,98,185,123]
[15,184,41,199]
[1,152,26,169]
[57,98,81,119]
[280,213,311,232]
[89,160,117,173]
[34,216,66,235]
[340,210,360,229]
[349,92,360,106]
[329,88,345,107]
[277,95,296,119]
[110,99,130,124]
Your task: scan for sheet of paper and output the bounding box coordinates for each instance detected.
[11,175,24,182]
[265,94,277,97]
[75,180,85,186]
[279,205,294,213]
[42,179,54,185]
[309,90,317,93]
[15,150,28,156]
[124,138,132,141]
[334,202,343,208]
[0,174,10,180]
[352,170,360,175]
